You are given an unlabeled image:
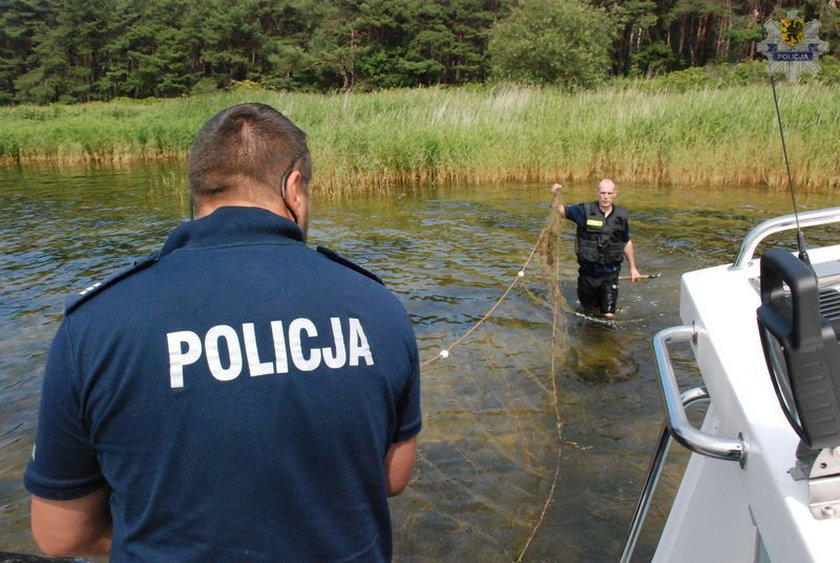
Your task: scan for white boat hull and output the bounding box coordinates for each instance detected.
[654,242,840,562]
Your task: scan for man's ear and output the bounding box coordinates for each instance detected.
[284,169,311,234]
[285,169,307,205]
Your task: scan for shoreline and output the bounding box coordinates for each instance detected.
[2,84,838,192]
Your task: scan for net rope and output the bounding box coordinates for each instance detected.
[420,191,567,371]
[407,192,569,561]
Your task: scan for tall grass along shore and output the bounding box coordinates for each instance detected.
[1,82,838,192]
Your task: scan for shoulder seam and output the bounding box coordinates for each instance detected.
[65,252,160,315]
[316,246,384,286]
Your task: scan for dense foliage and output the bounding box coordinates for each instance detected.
[0,0,837,104]
[488,0,616,88]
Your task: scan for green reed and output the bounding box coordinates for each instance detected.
[1,82,837,191]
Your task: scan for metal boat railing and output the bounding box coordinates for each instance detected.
[652,326,747,464]
[619,325,748,563]
[618,386,710,563]
[732,206,840,270]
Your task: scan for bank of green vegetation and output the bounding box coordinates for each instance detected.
[2,0,838,191]
[1,76,838,192]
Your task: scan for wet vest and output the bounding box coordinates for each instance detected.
[575,202,628,266]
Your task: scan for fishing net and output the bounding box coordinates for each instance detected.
[391,192,573,561]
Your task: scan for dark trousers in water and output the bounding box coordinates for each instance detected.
[577,271,619,315]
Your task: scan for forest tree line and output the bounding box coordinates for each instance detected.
[1,0,837,105]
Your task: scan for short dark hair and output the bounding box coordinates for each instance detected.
[187,103,310,201]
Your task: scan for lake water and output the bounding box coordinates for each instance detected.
[1,163,836,561]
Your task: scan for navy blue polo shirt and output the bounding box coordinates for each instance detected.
[25,206,422,562]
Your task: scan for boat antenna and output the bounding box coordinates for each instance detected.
[759,1,810,265]
[770,72,809,265]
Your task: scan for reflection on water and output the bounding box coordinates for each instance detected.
[1,164,837,560]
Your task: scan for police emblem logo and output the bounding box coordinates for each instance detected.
[780,17,805,47]
[756,11,829,83]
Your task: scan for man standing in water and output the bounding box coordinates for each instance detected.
[25,103,421,561]
[551,179,641,318]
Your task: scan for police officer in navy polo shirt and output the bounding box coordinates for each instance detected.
[551,179,642,317]
[25,103,422,561]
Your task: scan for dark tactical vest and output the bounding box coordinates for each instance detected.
[575,202,628,266]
